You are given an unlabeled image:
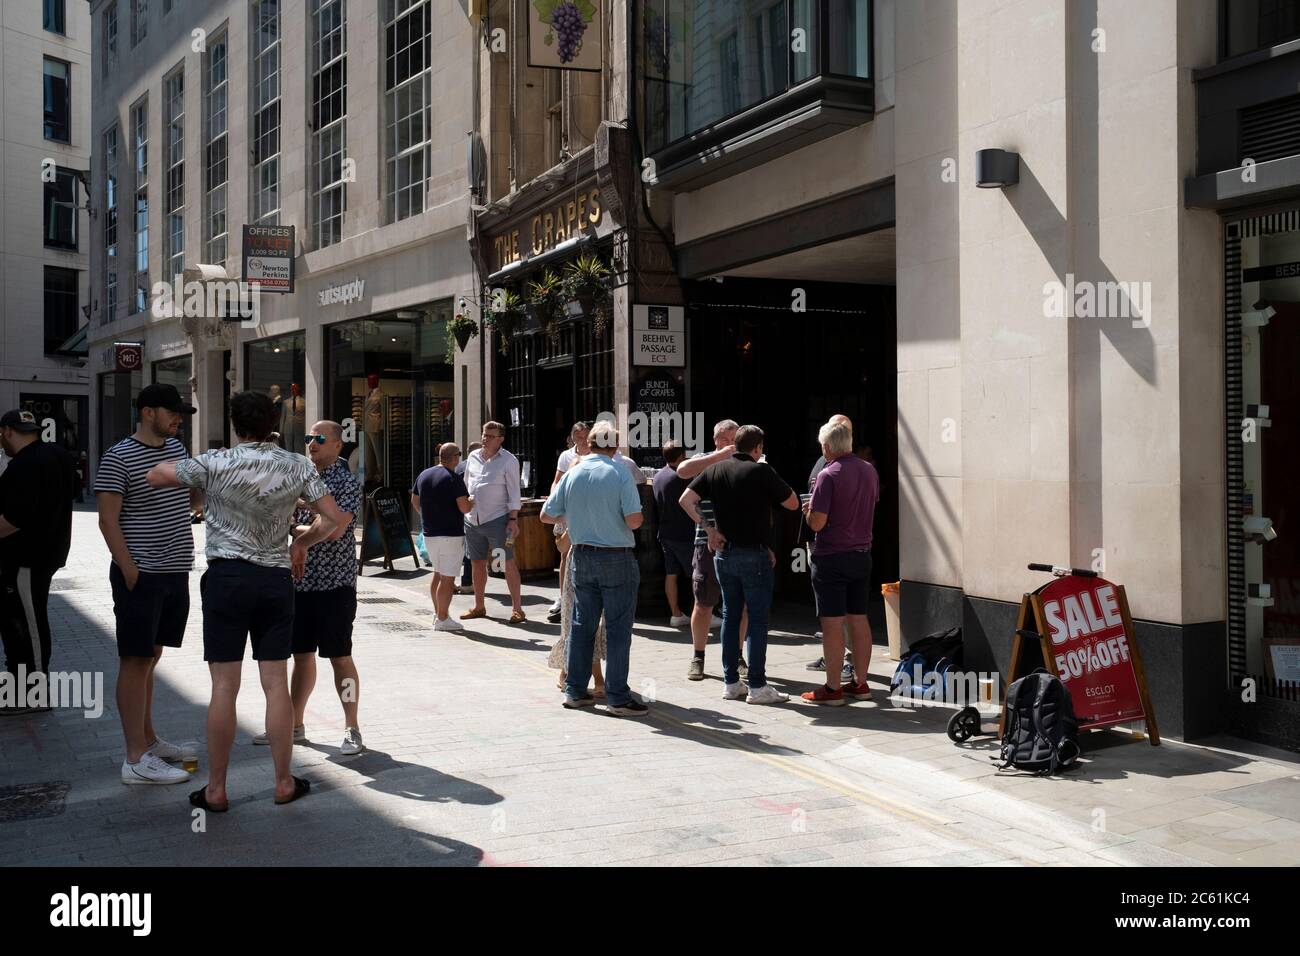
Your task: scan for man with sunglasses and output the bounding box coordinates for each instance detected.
[252,421,365,755]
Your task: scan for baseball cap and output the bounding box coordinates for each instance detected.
[137,384,198,415]
[0,409,40,432]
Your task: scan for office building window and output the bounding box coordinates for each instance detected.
[251,0,281,225]
[104,125,120,324]
[204,32,229,264]
[131,0,148,47]
[44,266,79,355]
[311,0,347,248]
[163,68,185,281]
[131,98,149,314]
[103,3,118,80]
[44,58,71,143]
[383,0,431,223]
[1223,0,1300,57]
[44,167,79,250]
[643,0,872,152]
[44,0,66,34]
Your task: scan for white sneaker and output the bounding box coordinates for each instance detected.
[710,615,724,630]
[747,685,790,705]
[669,614,689,627]
[434,617,465,632]
[252,725,306,746]
[548,599,563,614]
[340,727,365,755]
[722,681,748,700]
[121,753,190,785]
[146,735,187,763]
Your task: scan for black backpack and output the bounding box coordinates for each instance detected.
[906,626,964,669]
[997,669,1081,775]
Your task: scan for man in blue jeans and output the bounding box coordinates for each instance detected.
[681,425,800,704]
[540,420,647,716]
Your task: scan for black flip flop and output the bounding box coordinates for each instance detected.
[188,786,229,813]
[274,775,311,805]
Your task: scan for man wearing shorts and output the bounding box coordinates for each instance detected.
[461,421,525,623]
[801,420,880,705]
[95,384,200,784]
[674,419,748,679]
[253,420,365,754]
[413,442,472,631]
[147,391,348,812]
[651,441,694,631]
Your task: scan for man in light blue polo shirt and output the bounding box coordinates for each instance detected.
[541,420,647,716]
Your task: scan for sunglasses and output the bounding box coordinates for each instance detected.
[305,435,329,445]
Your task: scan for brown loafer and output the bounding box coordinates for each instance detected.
[509,609,526,624]
[460,607,487,620]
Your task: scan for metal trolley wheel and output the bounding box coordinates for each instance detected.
[946,706,982,742]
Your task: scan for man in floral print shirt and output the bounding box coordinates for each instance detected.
[147,392,348,812]
[256,419,366,757]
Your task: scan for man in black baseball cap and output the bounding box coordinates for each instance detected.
[137,383,198,416]
[0,408,77,715]
[96,384,201,781]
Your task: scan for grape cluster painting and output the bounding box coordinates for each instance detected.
[530,0,602,72]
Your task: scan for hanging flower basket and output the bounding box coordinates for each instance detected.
[561,254,614,337]
[483,291,525,355]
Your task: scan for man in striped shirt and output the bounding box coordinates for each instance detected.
[96,384,201,786]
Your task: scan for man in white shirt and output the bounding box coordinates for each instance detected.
[460,421,526,623]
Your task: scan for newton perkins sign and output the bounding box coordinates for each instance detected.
[489,184,603,272]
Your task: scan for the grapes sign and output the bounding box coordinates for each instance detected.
[529,0,602,72]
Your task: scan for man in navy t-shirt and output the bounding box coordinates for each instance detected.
[411,443,471,631]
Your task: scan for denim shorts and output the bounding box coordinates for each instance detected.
[810,549,873,618]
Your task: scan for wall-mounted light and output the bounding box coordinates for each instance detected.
[976,148,1020,188]
[1244,515,1278,544]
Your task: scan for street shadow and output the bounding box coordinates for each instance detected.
[311,747,504,805]
[460,628,551,653]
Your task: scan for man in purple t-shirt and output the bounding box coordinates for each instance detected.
[801,420,879,705]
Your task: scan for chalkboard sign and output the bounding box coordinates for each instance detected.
[359,486,419,573]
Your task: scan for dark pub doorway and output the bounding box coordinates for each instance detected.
[686,277,898,601]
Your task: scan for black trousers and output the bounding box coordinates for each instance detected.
[0,564,55,676]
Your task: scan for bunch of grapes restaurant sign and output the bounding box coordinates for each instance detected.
[528,1,603,71]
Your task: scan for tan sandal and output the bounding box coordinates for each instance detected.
[593,683,606,699]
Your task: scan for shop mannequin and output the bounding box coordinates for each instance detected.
[363,373,384,485]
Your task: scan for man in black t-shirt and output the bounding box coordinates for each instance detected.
[680,425,799,705]
[412,443,472,631]
[0,409,76,714]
